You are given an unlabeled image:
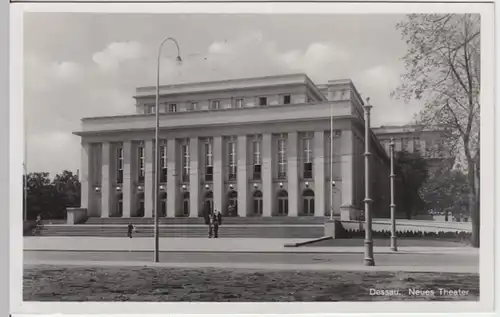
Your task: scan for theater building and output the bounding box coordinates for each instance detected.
[73,73,390,221]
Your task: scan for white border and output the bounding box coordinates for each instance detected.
[10,2,496,316]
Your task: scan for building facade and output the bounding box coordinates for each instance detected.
[74,74,390,220]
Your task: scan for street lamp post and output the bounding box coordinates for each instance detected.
[363,98,375,266]
[329,102,334,220]
[154,37,182,263]
[389,138,397,251]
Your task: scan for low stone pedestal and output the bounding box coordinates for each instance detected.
[67,208,88,225]
[324,219,343,239]
[340,205,361,221]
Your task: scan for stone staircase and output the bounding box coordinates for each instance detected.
[31,217,326,238]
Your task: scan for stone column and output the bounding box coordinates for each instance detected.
[340,130,357,220]
[166,139,178,217]
[262,133,273,217]
[313,131,325,217]
[80,142,91,211]
[101,142,112,218]
[189,137,200,217]
[144,140,154,218]
[122,141,133,218]
[237,135,248,217]
[213,136,224,213]
[287,132,299,217]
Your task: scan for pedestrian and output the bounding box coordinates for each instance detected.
[212,211,220,238]
[35,214,41,227]
[127,222,134,238]
[204,201,211,225]
[217,209,222,226]
[208,215,214,238]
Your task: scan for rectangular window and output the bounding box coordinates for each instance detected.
[160,145,167,183]
[283,95,291,105]
[210,100,220,110]
[116,146,123,184]
[303,138,313,179]
[402,138,409,151]
[253,139,261,180]
[205,141,213,182]
[235,98,244,108]
[228,141,237,181]
[413,137,421,152]
[259,97,268,106]
[277,138,287,179]
[188,102,198,111]
[138,146,145,183]
[182,143,190,182]
[168,104,177,112]
[144,105,156,114]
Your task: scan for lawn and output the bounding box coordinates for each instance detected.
[24,265,479,301]
[305,238,470,247]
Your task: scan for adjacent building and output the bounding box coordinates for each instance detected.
[73,73,391,221]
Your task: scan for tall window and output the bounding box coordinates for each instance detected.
[160,144,167,183]
[182,142,190,182]
[116,146,123,184]
[188,102,198,111]
[402,138,409,152]
[235,98,244,108]
[205,141,213,182]
[210,100,220,110]
[277,190,289,216]
[283,95,291,105]
[137,146,145,183]
[303,138,313,179]
[144,105,155,114]
[413,137,421,152]
[277,138,287,179]
[253,138,262,180]
[259,97,268,106]
[228,141,237,181]
[168,104,177,112]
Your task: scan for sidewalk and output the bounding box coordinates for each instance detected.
[24,237,478,255]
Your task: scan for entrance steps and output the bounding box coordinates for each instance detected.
[30,217,326,238]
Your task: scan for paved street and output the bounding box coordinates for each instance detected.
[24,249,479,273]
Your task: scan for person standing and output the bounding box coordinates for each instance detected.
[127,222,134,238]
[212,210,220,239]
[217,209,222,226]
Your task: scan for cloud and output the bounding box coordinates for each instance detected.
[51,61,83,82]
[25,30,419,175]
[92,41,146,71]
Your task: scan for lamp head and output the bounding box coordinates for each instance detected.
[390,138,395,147]
[176,55,182,63]
[332,181,336,187]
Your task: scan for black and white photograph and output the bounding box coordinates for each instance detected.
[9,1,496,315]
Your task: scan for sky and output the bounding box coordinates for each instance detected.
[24,13,424,176]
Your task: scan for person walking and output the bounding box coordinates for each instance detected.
[127,222,134,238]
[212,210,220,239]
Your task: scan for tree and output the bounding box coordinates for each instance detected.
[420,164,469,221]
[25,172,55,220]
[24,170,81,220]
[394,150,429,219]
[392,14,480,247]
[53,170,81,209]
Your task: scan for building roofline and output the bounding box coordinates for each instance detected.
[73,114,356,137]
[135,73,310,94]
